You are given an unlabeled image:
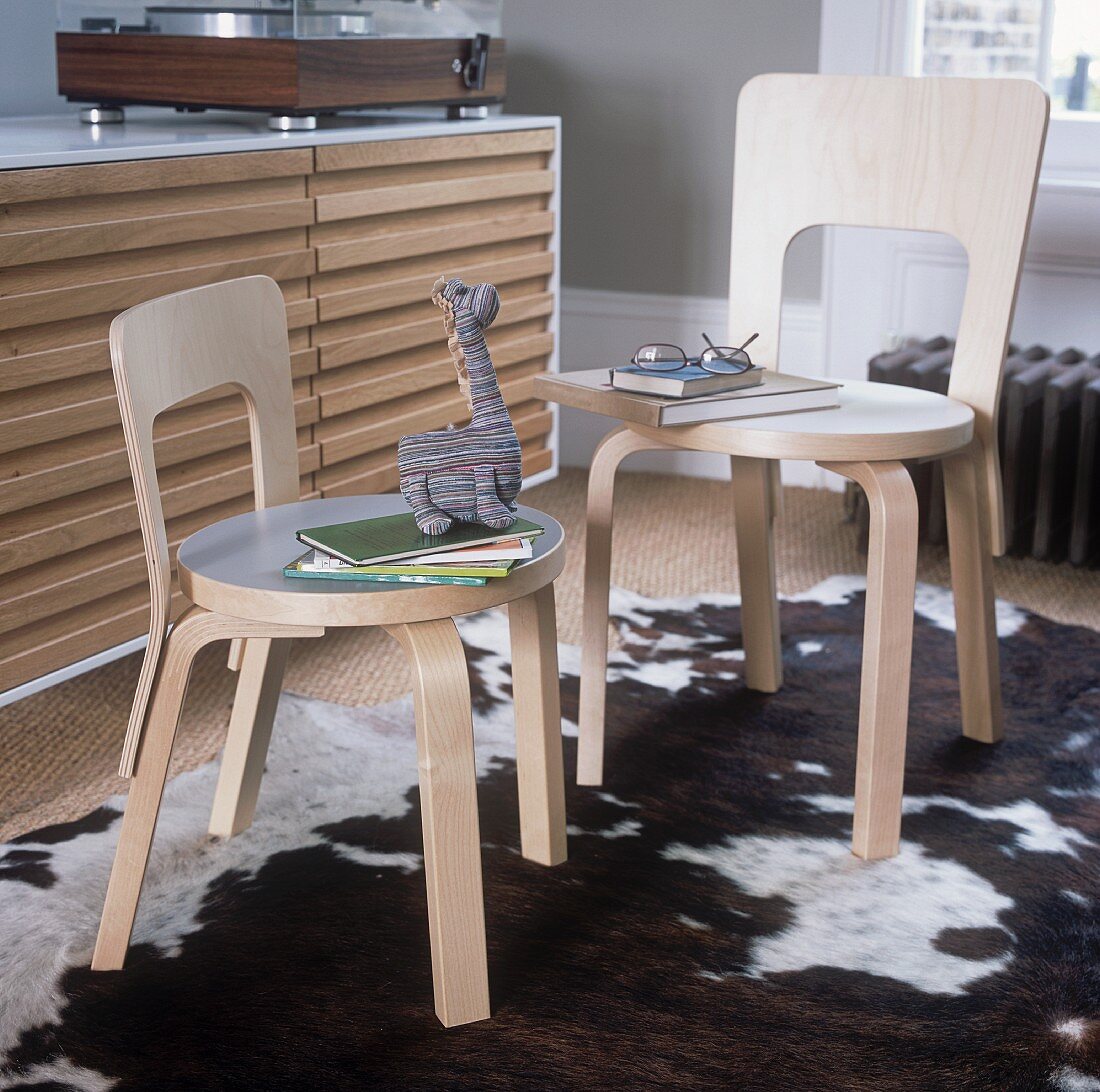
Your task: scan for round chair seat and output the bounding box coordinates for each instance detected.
[627,378,975,462]
[178,495,565,628]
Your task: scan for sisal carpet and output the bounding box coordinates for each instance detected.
[1,581,1098,1089]
[1,469,1098,844]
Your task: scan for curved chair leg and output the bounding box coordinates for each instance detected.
[384,618,490,1028]
[93,611,322,971]
[943,441,1003,744]
[509,583,567,866]
[227,638,246,672]
[819,460,918,860]
[209,637,292,838]
[578,426,672,786]
[731,456,783,693]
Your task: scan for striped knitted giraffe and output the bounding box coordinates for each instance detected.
[397,276,522,537]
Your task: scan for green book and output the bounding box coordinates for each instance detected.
[323,559,515,578]
[283,562,487,587]
[296,511,544,567]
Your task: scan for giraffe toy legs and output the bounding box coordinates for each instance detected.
[473,465,515,530]
[403,472,454,536]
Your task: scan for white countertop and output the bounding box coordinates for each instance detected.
[0,108,559,170]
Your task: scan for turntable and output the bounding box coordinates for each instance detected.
[55,0,505,130]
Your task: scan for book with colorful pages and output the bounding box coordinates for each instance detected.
[295,549,516,579]
[283,554,487,586]
[402,537,533,564]
[295,512,544,567]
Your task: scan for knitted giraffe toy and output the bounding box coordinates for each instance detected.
[397,276,522,536]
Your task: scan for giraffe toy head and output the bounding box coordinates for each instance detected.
[434,276,500,330]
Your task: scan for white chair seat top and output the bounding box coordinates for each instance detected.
[627,377,974,462]
[178,494,564,628]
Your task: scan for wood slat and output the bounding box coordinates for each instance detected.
[318,291,553,372]
[315,210,553,273]
[0,176,308,233]
[0,342,315,412]
[316,250,553,324]
[0,387,317,516]
[0,249,315,330]
[307,152,550,197]
[0,471,312,636]
[0,199,316,267]
[314,170,554,223]
[0,148,313,204]
[308,193,548,247]
[0,585,185,691]
[0,443,318,573]
[315,316,552,407]
[1,226,309,295]
[314,129,554,173]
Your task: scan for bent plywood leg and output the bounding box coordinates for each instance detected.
[819,461,918,860]
[943,441,1003,744]
[731,456,783,693]
[93,608,219,970]
[509,584,567,866]
[579,426,671,786]
[208,637,291,839]
[384,618,490,1028]
[226,638,246,672]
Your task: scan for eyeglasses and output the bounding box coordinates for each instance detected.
[626,332,759,375]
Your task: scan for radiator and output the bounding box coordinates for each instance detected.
[859,338,1100,566]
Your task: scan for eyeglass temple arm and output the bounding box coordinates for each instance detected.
[702,332,760,352]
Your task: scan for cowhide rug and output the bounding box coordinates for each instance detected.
[1,578,1098,1092]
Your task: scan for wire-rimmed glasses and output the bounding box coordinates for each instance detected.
[630,332,759,375]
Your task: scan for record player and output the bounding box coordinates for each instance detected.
[55,0,505,130]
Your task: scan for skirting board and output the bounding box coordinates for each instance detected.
[558,287,831,489]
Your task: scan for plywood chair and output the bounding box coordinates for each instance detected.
[564,74,1048,859]
[94,275,568,1027]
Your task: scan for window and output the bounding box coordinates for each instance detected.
[917,0,1100,114]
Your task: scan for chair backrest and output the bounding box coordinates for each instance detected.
[729,73,1048,553]
[110,275,299,775]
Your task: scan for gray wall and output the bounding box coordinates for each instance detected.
[504,0,822,300]
[0,0,823,298]
[0,1,69,116]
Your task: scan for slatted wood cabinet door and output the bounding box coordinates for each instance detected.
[308,129,557,498]
[0,127,558,694]
[0,150,320,690]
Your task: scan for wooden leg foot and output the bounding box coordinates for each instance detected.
[208,637,290,839]
[93,609,214,970]
[578,426,669,785]
[820,461,918,860]
[385,619,490,1027]
[731,456,783,692]
[509,584,567,866]
[944,442,1004,744]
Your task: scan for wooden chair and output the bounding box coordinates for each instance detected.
[94,275,568,1027]
[567,74,1048,859]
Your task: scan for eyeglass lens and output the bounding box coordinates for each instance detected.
[634,344,688,371]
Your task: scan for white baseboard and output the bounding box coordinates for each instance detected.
[558,287,833,490]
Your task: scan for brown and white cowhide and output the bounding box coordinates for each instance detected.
[1,578,1098,1091]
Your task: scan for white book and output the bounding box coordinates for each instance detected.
[389,538,533,565]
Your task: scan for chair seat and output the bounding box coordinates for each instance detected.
[626,378,974,462]
[178,494,565,628]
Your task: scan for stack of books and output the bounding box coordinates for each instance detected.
[284,511,544,587]
[535,366,841,427]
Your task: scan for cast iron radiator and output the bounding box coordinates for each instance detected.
[851,338,1100,566]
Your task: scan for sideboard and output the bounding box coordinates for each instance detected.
[0,111,560,695]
